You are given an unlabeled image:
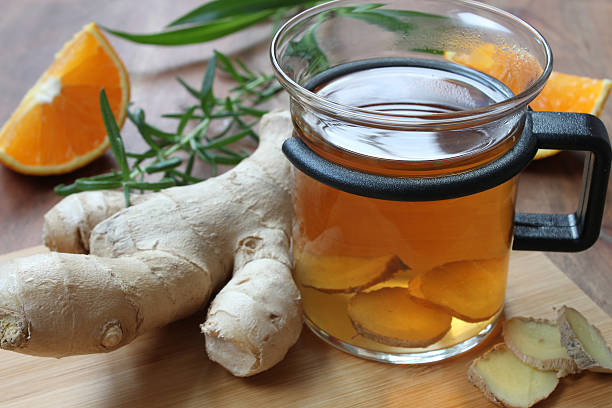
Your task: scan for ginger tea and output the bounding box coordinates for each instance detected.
[291,62,519,361]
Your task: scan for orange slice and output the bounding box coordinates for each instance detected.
[447,43,543,96]
[446,44,611,160]
[0,23,129,175]
[531,72,611,160]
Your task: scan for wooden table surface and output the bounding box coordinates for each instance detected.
[1,249,610,408]
[0,0,611,317]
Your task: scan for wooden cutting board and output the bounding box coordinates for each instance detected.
[0,247,610,408]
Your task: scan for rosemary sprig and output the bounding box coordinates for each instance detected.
[54,52,281,206]
[55,1,450,205]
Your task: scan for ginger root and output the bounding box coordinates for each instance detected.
[557,306,612,373]
[42,191,148,254]
[468,343,559,408]
[348,287,452,348]
[0,111,302,377]
[503,317,579,377]
[410,257,507,322]
[294,252,408,293]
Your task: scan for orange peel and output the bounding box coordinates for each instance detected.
[446,44,611,160]
[0,23,130,175]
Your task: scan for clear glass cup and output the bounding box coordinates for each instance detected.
[271,0,611,363]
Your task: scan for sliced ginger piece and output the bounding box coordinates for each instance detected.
[503,317,579,377]
[348,287,452,347]
[410,257,506,322]
[468,343,559,408]
[557,306,612,373]
[294,252,408,293]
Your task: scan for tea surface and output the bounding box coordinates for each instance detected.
[312,64,512,162]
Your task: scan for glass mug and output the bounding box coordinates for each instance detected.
[270,0,611,363]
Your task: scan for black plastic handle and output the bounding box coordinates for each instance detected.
[513,111,611,252]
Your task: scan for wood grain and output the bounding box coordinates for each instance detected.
[0,248,610,408]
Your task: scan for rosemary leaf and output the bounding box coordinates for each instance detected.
[211,112,241,119]
[339,9,416,33]
[169,169,204,183]
[78,172,122,182]
[128,109,164,155]
[75,179,124,191]
[209,154,244,165]
[126,149,157,160]
[215,119,241,140]
[101,11,275,46]
[256,82,284,103]
[234,58,255,77]
[177,106,198,135]
[144,157,183,174]
[192,141,218,176]
[167,0,313,27]
[238,105,268,117]
[200,54,217,114]
[214,50,248,83]
[234,116,259,142]
[185,152,196,175]
[177,77,203,99]
[201,128,251,150]
[285,22,329,75]
[215,146,248,159]
[128,108,176,141]
[100,90,131,182]
[54,183,80,196]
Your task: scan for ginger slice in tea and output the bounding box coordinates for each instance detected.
[348,287,452,348]
[410,257,507,323]
[294,252,408,293]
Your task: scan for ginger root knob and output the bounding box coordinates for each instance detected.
[101,322,123,349]
[0,317,28,350]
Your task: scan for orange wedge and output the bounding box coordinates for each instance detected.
[447,43,543,96]
[446,44,611,160]
[0,23,129,175]
[530,72,612,115]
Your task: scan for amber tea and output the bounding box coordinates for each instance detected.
[291,62,519,361]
